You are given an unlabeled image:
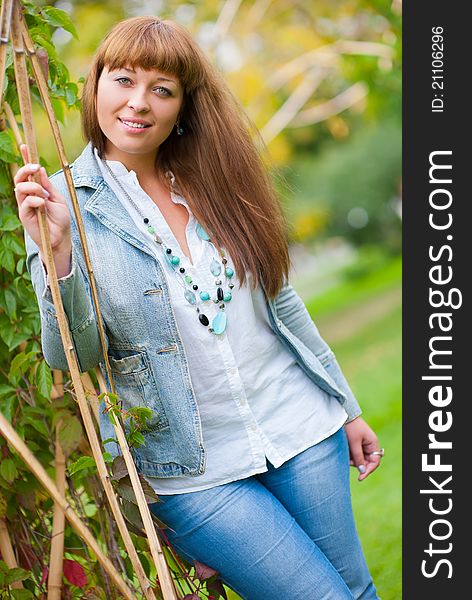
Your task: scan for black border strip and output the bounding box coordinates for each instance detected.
[403,3,468,597]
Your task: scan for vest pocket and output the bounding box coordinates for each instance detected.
[107,347,169,432]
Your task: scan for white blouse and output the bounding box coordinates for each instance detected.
[94,148,348,495]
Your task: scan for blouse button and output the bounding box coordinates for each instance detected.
[277,320,282,327]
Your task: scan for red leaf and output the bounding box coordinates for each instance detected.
[194,559,218,581]
[63,559,88,588]
[207,578,228,600]
[183,595,199,600]
[41,566,49,586]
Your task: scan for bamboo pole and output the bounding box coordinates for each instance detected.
[50,369,64,401]
[0,0,14,103]
[80,371,100,426]
[0,411,136,600]
[9,4,158,599]
[16,7,178,598]
[2,100,22,147]
[47,412,66,599]
[0,519,23,589]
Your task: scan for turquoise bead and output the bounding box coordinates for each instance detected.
[200,291,210,301]
[196,223,210,241]
[211,311,227,335]
[225,267,234,278]
[171,255,180,265]
[210,258,221,276]
[184,289,196,304]
[223,292,232,302]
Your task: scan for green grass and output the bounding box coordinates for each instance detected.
[306,256,402,319]
[326,302,402,600]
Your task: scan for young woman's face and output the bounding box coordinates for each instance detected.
[96,65,184,161]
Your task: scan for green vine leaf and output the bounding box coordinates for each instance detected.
[0,131,17,163]
[0,458,18,484]
[11,588,35,599]
[58,415,82,456]
[68,455,96,476]
[8,350,37,382]
[41,7,79,39]
[0,214,21,232]
[35,360,52,399]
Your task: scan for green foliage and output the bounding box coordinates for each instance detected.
[285,119,401,249]
[0,561,33,598]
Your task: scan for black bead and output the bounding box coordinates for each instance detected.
[222,258,227,264]
[166,248,172,254]
[217,287,224,301]
[144,218,149,224]
[192,284,198,290]
[179,267,185,273]
[199,313,209,326]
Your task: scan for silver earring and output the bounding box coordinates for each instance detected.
[176,120,184,136]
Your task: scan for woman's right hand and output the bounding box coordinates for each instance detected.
[14,144,72,272]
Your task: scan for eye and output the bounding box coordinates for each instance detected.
[154,86,172,97]
[115,77,132,85]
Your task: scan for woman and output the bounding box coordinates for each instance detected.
[15,16,383,600]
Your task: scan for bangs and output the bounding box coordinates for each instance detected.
[99,18,204,91]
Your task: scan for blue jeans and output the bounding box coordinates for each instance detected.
[150,428,380,599]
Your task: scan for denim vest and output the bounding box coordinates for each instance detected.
[24,142,362,479]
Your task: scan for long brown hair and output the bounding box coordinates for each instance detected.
[81,16,290,298]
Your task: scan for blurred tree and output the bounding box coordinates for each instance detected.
[32,0,401,248]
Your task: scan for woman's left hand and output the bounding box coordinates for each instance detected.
[344,416,382,481]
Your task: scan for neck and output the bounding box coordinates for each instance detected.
[103,145,159,182]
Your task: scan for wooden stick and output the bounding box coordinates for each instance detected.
[80,371,100,426]
[17,8,177,598]
[10,4,158,599]
[0,411,136,600]
[48,412,66,599]
[2,100,23,147]
[0,0,14,103]
[0,519,23,589]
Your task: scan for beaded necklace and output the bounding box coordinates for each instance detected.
[103,160,234,335]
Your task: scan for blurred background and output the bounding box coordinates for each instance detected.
[34,1,402,597]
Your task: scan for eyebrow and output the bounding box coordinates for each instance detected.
[119,67,177,84]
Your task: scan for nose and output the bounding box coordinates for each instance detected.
[127,87,150,113]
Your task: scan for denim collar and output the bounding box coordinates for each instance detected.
[70,142,156,259]
[70,141,104,189]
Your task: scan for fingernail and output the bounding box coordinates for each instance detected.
[30,164,40,170]
[43,189,50,198]
[357,465,366,474]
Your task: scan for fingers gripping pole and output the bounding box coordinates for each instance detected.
[9,3,161,598]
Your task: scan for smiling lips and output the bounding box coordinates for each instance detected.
[118,117,152,131]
